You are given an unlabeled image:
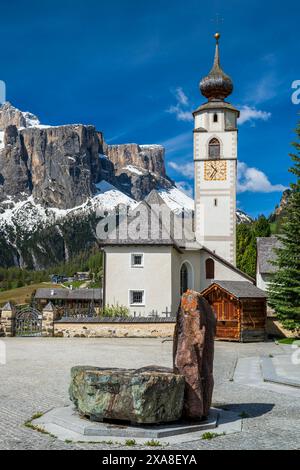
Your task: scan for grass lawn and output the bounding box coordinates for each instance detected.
[0,282,59,307]
[277,338,300,345]
[62,280,86,289]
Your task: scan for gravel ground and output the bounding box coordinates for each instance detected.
[0,337,299,450]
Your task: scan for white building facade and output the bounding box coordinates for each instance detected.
[104,243,252,317]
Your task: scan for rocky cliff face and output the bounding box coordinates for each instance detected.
[0,101,39,129]
[0,103,174,268]
[0,103,172,210]
[0,123,105,209]
[270,189,291,220]
[106,144,166,177]
[104,144,173,200]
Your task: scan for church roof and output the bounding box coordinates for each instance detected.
[193,100,240,117]
[100,189,195,252]
[199,33,234,102]
[204,281,267,299]
[257,237,281,274]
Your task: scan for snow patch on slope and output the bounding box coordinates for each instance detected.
[94,180,137,211]
[124,165,144,176]
[236,209,253,224]
[0,181,137,238]
[0,130,4,149]
[158,186,195,214]
[22,111,41,127]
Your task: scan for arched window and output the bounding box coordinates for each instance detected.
[206,258,215,279]
[213,113,218,123]
[209,138,220,159]
[180,264,188,295]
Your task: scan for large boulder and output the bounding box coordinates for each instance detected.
[69,366,185,424]
[173,290,216,420]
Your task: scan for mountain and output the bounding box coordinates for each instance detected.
[236,209,253,224]
[269,189,292,223]
[0,102,253,269]
[0,103,182,268]
[0,102,173,208]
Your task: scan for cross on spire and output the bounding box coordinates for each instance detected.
[211,13,224,29]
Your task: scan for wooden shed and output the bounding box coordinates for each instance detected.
[201,281,267,342]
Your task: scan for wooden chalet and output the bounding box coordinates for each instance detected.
[201,281,267,342]
[34,288,102,315]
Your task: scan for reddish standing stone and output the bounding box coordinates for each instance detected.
[173,290,216,420]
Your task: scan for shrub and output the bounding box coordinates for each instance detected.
[101,304,130,318]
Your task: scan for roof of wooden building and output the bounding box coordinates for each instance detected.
[35,288,102,300]
[257,237,281,274]
[203,281,267,299]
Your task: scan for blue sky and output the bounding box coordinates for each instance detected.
[0,0,299,217]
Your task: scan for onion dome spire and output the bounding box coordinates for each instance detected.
[200,33,233,101]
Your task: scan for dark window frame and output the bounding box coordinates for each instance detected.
[130,290,145,305]
[180,264,188,295]
[209,138,221,159]
[206,258,215,279]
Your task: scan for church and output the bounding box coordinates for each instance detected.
[101,33,265,327]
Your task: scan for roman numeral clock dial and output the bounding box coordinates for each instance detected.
[204,160,227,180]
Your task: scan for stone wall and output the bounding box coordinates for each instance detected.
[54,321,175,338]
[266,317,300,339]
[0,303,15,337]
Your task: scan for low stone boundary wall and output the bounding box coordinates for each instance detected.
[54,318,176,338]
[266,317,300,339]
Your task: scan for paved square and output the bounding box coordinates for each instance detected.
[0,338,299,450]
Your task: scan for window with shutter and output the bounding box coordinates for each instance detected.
[209,138,220,158]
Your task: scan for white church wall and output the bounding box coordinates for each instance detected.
[195,156,237,264]
[199,250,253,291]
[104,245,173,317]
[194,106,238,266]
[256,271,272,292]
[171,249,201,315]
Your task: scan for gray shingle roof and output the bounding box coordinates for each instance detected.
[100,189,195,250]
[35,288,102,301]
[193,100,240,116]
[257,237,281,274]
[210,281,267,299]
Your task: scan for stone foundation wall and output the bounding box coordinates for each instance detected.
[54,322,176,338]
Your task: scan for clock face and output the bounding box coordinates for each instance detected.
[204,160,227,181]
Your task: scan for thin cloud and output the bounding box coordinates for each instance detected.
[237,161,287,193]
[167,106,193,122]
[175,87,189,106]
[176,181,194,198]
[166,87,193,122]
[169,161,194,179]
[246,72,281,105]
[160,131,191,154]
[238,105,271,125]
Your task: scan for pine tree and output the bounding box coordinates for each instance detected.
[268,121,300,330]
[236,216,271,279]
[254,215,271,238]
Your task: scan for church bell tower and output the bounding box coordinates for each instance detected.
[194,33,239,266]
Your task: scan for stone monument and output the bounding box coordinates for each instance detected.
[173,290,216,420]
[69,290,216,424]
[69,366,185,424]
